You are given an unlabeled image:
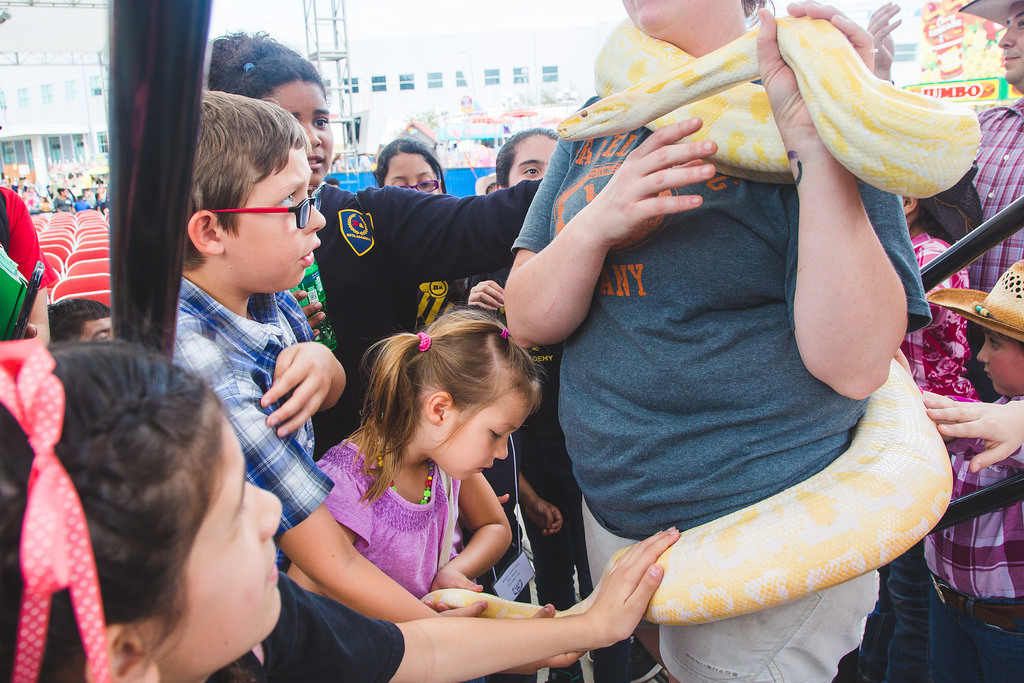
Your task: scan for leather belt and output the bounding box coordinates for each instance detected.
[931,576,1024,632]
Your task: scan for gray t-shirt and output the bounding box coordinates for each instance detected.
[513,127,930,539]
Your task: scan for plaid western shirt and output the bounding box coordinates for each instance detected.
[174,278,332,537]
[971,99,1024,292]
[925,396,1024,599]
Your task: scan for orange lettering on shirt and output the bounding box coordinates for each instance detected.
[613,264,631,296]
[626,264,646,296]
[598,267,615,295]
[575,140,595,166]
[706,175,741,191]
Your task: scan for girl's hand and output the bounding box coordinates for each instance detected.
[291,289,326,337]
[924,396,1024,472]
[262,341,343,435]
[866,3,901,81]
[468,280,505,310]
[424,597,489,618]
[574,119,716,250]
[583,527,680,646]
[524,495,564,536]
[756,4,874,158]
[429,566,483,594]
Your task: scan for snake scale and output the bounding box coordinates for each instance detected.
[558,16,980,198]
[426,18,959,625]
[426,363,952,625]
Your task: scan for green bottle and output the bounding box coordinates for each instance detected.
[291,259,338,350]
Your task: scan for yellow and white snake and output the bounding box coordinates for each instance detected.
[426,362,952,625]
[558,16,980,198]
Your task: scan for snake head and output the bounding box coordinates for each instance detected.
[558,98,633,141]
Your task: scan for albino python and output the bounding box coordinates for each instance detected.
[426,362,952,625]
[427,18,959,626]
[558,16,980,198]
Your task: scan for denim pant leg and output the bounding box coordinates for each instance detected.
[884,542,931,683]
[930,587,1024,683]
[859,563,894,683]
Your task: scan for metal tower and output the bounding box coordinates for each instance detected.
[303,0,358,159]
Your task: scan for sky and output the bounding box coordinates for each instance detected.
[206,0,893,51]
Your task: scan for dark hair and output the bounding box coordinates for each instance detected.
[208,32,327,102]
[373,138,447,194]
[350,308,542,502]
[47,298,111,343]
[494,128,558,187]
[0,342,224,678]
[324,176,340,186]
[742,0,769,17]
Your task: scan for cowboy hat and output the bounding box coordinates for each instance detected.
[928,260,1024,343]
[916,164,982,242]
[475,172,498,196]
[959,0,1024,25]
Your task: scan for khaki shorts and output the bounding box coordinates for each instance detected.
[582,501,877,682]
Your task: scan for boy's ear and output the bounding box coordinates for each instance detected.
[424,390,454,426]
[187,211,228,258]
[102,623,160,683]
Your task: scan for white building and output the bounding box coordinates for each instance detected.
[0,5,108,191]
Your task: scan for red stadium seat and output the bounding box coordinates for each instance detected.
[41,243,72,266]
[43,252,65,279]
[50,273,112,303]
[65,247,110,269]
[64,258,111,278]
[51,289,111,307]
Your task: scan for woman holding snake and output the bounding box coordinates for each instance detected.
[504,1,930,681]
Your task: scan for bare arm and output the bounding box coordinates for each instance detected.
[505,120,717,348]
[758,5,906,398]
[279,504,445,621]
[432,473,512,590]
[27,289,50,344]
[394,527,679,682]
[925,396,1024,472]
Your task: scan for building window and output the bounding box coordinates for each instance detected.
[17,88,28,108]
[41,84,53,105]
[399,74,415,91]
[1,142,14,166]
[893,43,917,63]
[371,75,387,92]
[73,134,86,162]
[542,66,558,83]
[65,80,77,102]
[455,70,467,88]
[90,75,103,96]
[97,131,109,154]
[484,68,500,86]
[343,77,359,94]
[47,136,62,163]
[427,72,443,89]
[513,67,529,84]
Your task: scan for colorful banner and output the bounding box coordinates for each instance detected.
[920,0,1004,83]
[904,77,1005,102]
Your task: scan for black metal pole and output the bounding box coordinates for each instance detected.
[934,472,1024,532]
[108,0,213,354]
[921,193,1024,291]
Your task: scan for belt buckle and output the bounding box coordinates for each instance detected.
[931,575,948,605]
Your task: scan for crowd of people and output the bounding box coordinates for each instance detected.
[2,1,1024,682]
[2,177,110,218]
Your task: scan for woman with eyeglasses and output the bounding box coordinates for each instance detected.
[208,33,537,460]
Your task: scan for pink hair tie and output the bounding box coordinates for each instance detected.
[1,340,111,683]
[417,332,432,352]
[500,328,510,340]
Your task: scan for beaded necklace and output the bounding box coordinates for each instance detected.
[378,456,435,505]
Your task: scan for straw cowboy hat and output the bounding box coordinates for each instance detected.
[928,261,1024,343]
[475,173,498,196]
[960,0,1022,25]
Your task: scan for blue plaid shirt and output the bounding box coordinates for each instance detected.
[174,278,333,537]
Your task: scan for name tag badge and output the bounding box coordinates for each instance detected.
[493,550,534,601]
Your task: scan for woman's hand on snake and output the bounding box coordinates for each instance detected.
[575,119,716,250]
[582,527,678,645]
[924,395,1024,472]
[867,2,901,81]
[757,4,873,165]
